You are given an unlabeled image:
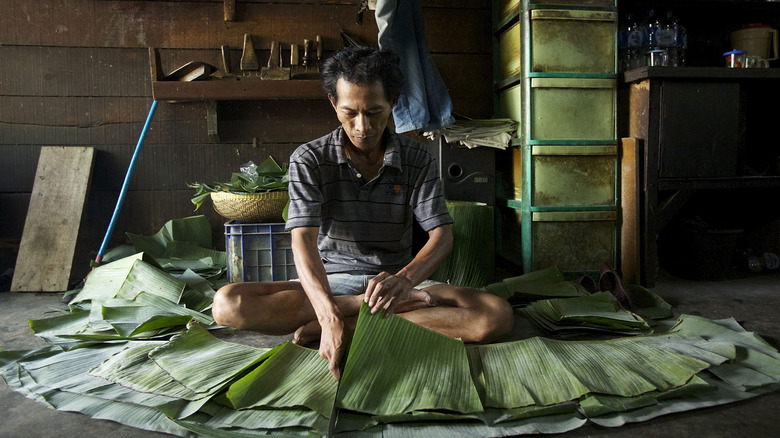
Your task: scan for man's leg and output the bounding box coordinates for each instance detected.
[211,281,364,336]
[398,285,515,343]
[292,285,514,344]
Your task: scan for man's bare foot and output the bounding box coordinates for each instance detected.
[292,320,321,346]
[394,288,437,313]
[291,290,436,346]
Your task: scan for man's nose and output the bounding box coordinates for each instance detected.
[355,114,367,132]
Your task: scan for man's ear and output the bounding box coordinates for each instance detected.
[327,94,337,110]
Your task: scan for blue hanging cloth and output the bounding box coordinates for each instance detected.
[375,0,455,133]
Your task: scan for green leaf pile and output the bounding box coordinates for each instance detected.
[188,156,289,211]
[3,254,780,436]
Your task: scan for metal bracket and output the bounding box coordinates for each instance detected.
[206,101,220,143]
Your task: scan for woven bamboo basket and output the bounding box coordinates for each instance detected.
[210,191,289,223]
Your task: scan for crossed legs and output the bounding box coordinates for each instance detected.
[211,281,514,344]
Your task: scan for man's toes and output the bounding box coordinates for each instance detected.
[409,288,436,306]
[292,321,321,346]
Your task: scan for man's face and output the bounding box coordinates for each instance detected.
[329,78,394,151]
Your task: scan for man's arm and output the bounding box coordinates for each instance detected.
[364,224,453,315]
[291,226,345,380]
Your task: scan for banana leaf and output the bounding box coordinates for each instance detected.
[5,343,185,434]
[588,373,780,428]
[226,341,336,417]
[113,292,213,325]
[157,241,227,271]
[70,255,185,306]
[578,374,715,418]
[173,419,316,437]
[3,342,196,435]
[626,284,673,320]
[338,303,484,416]
[371,412,588,437]
[88,341,202,400]
[177,268,217,310]
[117,260,187,303]
[201,405,328,432]
[485,266,588,303]
[126,215,213,257]
[519,292,653,335]
[70,253,152,304]
[665,315,780,389]
[44,390,193,437]
[430,202,494,287]
[102,308,193,338]
[149,322,272,395]
[467,334,712,409]
[28,309,92,346]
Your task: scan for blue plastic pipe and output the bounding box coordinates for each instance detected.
[95,100,159,264]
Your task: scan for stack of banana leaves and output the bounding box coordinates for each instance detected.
[485,266,670,336]
[518,292,653,336]
[484,266,590,302]
[2,219,780,436]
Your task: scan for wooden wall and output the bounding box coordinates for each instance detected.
[0,0,492,284]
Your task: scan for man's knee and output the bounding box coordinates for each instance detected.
[212,283,244,328]
[474,293,515,343]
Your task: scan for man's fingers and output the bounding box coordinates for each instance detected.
[370,293,390,314]
[383,296,399,316]
[329,359,341,380]
[365,272,391,306]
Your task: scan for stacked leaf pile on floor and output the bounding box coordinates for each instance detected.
[2,222,780,436]
[485,265,670,335]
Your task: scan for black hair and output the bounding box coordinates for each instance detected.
[321,46,405,104]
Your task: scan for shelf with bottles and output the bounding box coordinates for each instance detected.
[623,65,780,82]
[618,1,780,68]
[618,8,688,72]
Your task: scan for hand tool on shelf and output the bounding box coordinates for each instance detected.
[240,33,260,77]
[291,36,322,79]
[221,44,232,75]
[164,61,216,82]
[260,40,290,80]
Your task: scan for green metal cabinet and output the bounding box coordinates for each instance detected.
[494,0,618,277]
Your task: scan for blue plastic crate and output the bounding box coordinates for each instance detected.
[225,221,297,283]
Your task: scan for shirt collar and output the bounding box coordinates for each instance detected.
[333,127,403,172]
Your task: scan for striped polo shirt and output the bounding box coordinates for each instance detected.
[285,126,452,275]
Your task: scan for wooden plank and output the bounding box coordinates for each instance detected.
[620,138,640,286]
[152,79,325,101]
[11,146,95,292]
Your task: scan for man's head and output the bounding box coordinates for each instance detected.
[321,46,404,105]
[322,47,404,151]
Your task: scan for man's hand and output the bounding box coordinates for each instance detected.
[318,315,346,380]
[365,272,432,315]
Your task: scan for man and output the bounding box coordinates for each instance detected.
[212,47,514,380]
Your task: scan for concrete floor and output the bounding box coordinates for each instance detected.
[2,269,780,437]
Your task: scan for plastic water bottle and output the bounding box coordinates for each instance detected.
[656,11,677,65]
[639,10,659,62]
[673,16,688,66]
[625,13,644,69]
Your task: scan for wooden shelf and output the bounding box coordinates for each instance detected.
[624,66,780,84]
[659,176,780,191]
[152,78,325,102]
